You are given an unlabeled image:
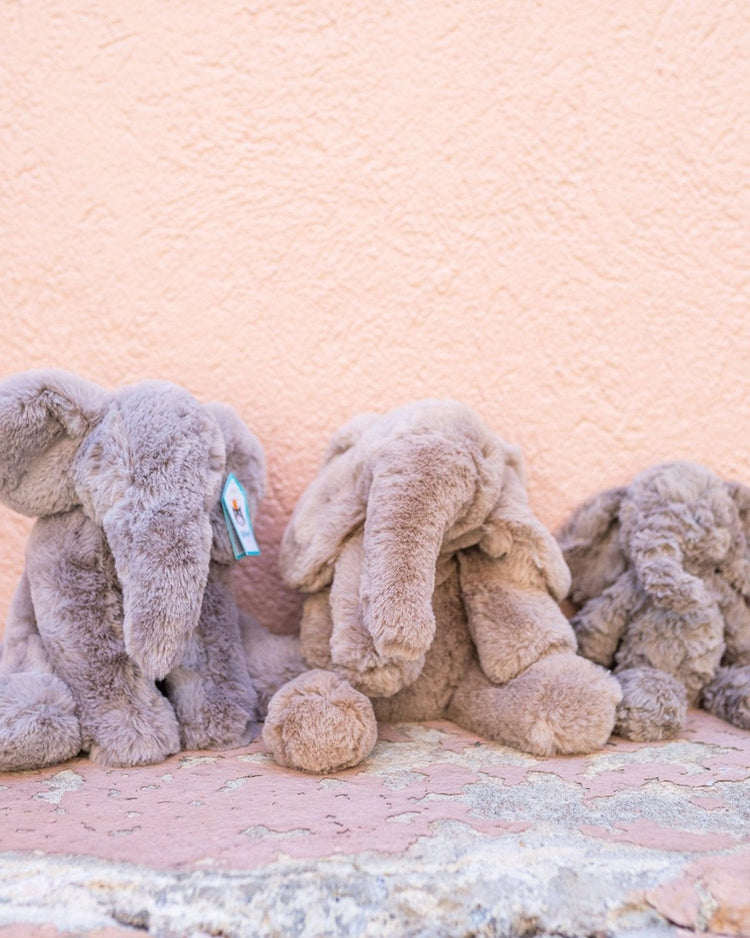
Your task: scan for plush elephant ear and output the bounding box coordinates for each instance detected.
[478,454,571,602]
[202,402,266,565]
[0,370,110,517]
[278,413,379,593]
[556,486,627,604]
[723,481,750,597]
[727,481,750,529]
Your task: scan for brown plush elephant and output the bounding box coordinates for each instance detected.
[263,400,621,773]
[557,461,750,740]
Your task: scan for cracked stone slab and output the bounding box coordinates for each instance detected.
[0,710,748,937]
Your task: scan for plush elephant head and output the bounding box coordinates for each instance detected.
[279,399,570,665]
[0,369,264,680]
[558,462,750,615]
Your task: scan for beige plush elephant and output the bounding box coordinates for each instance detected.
[557,461,750,740]
[263,400,621,773]
[0,369,292,771]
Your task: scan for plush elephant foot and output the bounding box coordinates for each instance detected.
[87,691,181,767]
[448,654,622,757]
[177,687,256,752]
[613,667,688,741]
[0,673,82,772]
[178,701,255,752]
[701,665,750,730]
[262,669,377,773]
[166,663,258,752]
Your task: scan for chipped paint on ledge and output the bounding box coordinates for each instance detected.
[0,710,748,936]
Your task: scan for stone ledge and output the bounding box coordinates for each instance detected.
[0,712,748,937]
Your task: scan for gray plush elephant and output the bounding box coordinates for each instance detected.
[0,369,278,770]
[557,461,750,740]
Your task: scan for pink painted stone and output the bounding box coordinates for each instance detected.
[0,743,523,870]
[649,850,750,937]
[580,818,738,852]
[1,711,749,934]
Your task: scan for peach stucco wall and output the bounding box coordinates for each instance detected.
[1,1,749,635]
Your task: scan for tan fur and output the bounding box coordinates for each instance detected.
[559,462,750,740]
[263,670,377,773]
[263,400,620,773]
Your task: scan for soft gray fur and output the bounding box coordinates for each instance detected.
[558,461,750,740]
[0,370,269,770]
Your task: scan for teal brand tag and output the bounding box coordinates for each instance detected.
[221,473,260,559]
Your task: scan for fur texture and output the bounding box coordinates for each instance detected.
[263,400,621,773]
[0,369,285,770]
[558,461,750,740]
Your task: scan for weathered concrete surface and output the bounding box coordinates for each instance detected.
[0,711,748,937]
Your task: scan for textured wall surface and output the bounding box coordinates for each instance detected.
[1,1,749,634]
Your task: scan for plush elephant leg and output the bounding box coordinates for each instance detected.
[0,673,81,771]
[701,665,750,730]
[57,650,179,769]
[612,667,688,741]
[165,564,258,750]
[262,669,377,773]
[26,513,180,768]
[458,547,577,685]
[0,572,81,771]
[447,654,621,756]
[299,590,335,669]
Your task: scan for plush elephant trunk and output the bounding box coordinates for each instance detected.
[81,383,227,680]
[623,463,732,614]
[628,530,708,613]
[104,499,214,679]
[359,435,479,660]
